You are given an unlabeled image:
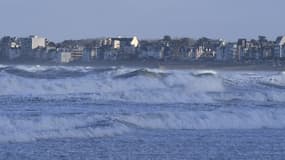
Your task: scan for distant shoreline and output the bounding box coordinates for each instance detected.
[1,60,285,71]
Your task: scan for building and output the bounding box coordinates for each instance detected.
[17,35,47,58]
[138,45,164,60]
[57,52,72,63]
[216,41,226,61]
[0,36,14,58]
[103,49,119,60]
[216,42,237,61]
[19,35,46,49]
[82,48,98,62]
[194,38,220,59]
[0,37,23,60]
[102,36,139,49]
[8,41,21,60]
[236,39,248,61]
[100,36,140,60]
[31,35,46,49]
[70,47,84,62]
[274,36,285,58]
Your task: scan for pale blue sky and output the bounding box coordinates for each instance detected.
[0,0,284,42]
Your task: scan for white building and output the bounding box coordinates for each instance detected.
[19,35,46,50]
[103,36,139,49]
[275,36,285,58]
[31,35,46,49]
[57,52,72,63]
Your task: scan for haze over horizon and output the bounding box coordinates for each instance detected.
[0,0,284,42]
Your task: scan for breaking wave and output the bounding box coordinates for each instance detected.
[0,66,225,103]
[0,65,116,79]
[114,68,169,79]
[1,65,284,143]
[1,107,285,142]
[0,115,130,143]
[0,65,284,104]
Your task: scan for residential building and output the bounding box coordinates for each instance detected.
[103,49,119,60]
[82,48,98,62]
[8,41,21,60]
[57,52,72,63]
[274,36,285,58]
[216,42,237,61]
[236,39,247,61]
[103,36,139,49]
[138,44,164,60]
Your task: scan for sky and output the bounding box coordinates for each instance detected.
[0,0,284,42]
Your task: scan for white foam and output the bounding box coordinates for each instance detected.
[0,67,224,103]
[0,115,130,143]
[0,66,284,104]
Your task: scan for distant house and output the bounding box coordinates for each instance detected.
[0,36,21,59]
[236,39,247,61]
[274,36,285,59]
[70,47,84,62]
[57,51,72,63]
[138,44,164,60]
[216,42,237,61]
[100,36,139,60]
[102,36,139,49]
[194,38,220,59]
[82,48,98,62]
[103,49,119,60]
[18,35,46,57]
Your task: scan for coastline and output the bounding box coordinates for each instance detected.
[1,60,285,71]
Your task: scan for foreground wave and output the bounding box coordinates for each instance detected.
[0,65,284,103]
[0,65,285,143]
[1,107,285,142]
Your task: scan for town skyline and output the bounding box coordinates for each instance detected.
[0,34,284,43]
[1,34,284,65]
[0,0,284,42]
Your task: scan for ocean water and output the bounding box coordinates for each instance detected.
[0,65,285,159]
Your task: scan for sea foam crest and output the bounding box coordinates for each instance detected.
[0,67,224,103]
[0,115,130,143]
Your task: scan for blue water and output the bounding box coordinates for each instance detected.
[0,65,285,159]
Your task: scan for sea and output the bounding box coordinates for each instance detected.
[0,64,284,160]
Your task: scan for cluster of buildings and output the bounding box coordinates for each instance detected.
[0,35,285,64]
[216,36,285,62]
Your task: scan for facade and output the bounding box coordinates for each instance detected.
[70,48,84,61]
[104,49,119,60]
[0,37,23,60]
[100,36,140,60]
[216,42,237,61]
[57,52,72,63]
[31,35,46,49]
[274,36,285,58]
[139,45,164,60]
[8,41,21,60]
[82,48,98,62]
[236,39,248,61]
[103,36,139,49]
[19,35,46,50]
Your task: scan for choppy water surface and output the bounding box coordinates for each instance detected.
[0,65,285,159]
